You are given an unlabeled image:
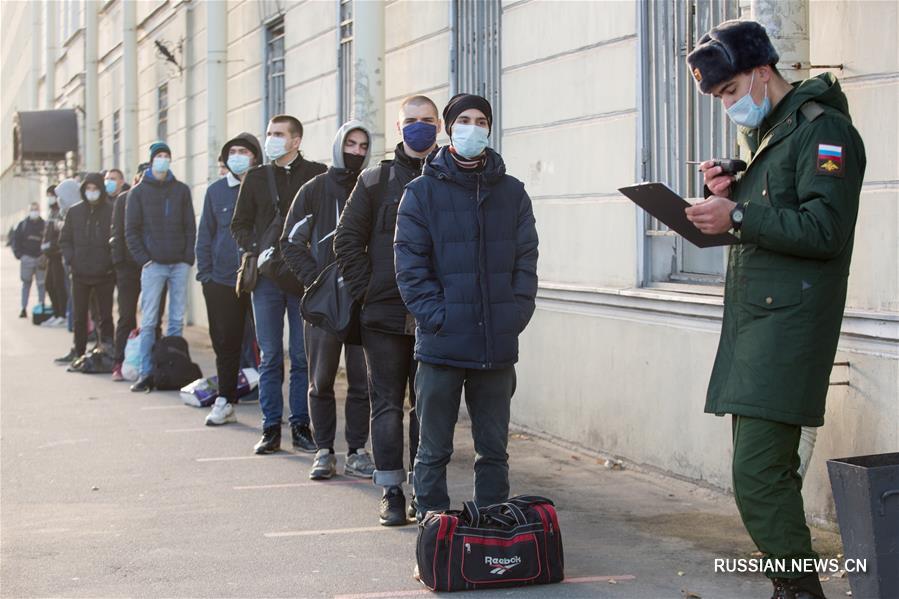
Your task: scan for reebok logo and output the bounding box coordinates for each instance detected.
[485,555,521,575]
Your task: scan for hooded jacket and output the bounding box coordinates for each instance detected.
[124,166,196,266]
[58,172,115,282]
[197,133,262,287]
[281,120,372,288]
[13,214,45,259]
[41,205,63,258]
[706,72,866,426]
[334,142,425,334]
[394,146,539,370]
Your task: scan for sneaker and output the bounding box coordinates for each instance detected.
[111,362,124,382]
[309,449,337,480]
[253,425,281,454]
[407,494,418,520]
[18,309,26,318]
[771,575,826,599]
[379,486,408,526]
[54,348,78,364]
[205,397,236,426]
[50,316,67,327]
[130,375,154,393]
[344,448,375,478]
[291,424,317,452]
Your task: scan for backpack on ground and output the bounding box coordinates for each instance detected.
[79,344,117,374]
[416,495,564,592]
[151,336,202,390]
[31,303,53,325]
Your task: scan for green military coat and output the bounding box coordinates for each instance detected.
[706,73,866,426]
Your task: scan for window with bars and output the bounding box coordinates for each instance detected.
[451,0,502,151]
[338,0,354,123]
[112,110,121,169]
[640,0,740,284]
[265,18,285,121]
[157,83,168,141]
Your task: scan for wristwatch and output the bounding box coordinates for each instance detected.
[730,202,746,231]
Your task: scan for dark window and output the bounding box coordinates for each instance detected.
[338,0,354,122]
[112,110,121,169]
[157,83,168,140]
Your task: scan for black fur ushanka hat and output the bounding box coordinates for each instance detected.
[687,19,780,94]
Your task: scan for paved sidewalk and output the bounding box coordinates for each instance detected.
[0,254,849,599]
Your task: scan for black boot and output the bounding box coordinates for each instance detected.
[291,423,316,452]
[771,575,827,599]
[130,375,154,393]
[19,309,26,318]
[54,348,78,364]
[254,425,281,454]
[379,486,408,526]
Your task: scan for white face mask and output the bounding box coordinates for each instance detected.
[85,190,101,202]
[265,136,289,161]
[725,70,772,129]
[29,210,40,220]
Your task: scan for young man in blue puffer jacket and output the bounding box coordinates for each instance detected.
[395,93,539,521]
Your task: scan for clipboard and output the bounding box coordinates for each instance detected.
[619,182,739,248]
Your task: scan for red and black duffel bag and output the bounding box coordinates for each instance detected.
[415,495,564,592]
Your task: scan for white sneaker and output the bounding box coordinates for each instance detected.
[205,397,236,426]
[49,316,66,327]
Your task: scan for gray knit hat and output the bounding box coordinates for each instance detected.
[687,19,779,94]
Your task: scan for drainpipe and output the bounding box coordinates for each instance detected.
[45,1,56,108]
[122,0,138,174]
[751,0,809,82]
[350,0,384,160]
[207,0,227,181]
[84,0,99,171]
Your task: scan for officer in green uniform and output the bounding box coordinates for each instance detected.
[684,20,866,599]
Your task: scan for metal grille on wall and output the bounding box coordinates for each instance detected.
[265,18,286,122]
[157,83,168,141]
[112,110,121,170]
[640,0,739,282]
[338,0,354,124]
[451,0,501,151]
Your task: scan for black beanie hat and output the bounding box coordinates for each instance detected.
[687,19,779,94]
[443,93,493,136]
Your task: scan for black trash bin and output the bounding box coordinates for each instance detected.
[827,452,899,599]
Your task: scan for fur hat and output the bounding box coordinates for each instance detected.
[687,19,779,94]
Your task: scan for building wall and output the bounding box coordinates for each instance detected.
[1,0,895,527]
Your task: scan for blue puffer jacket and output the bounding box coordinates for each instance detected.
[125,169,196,266]
[395,146,539,370]
[196,174,241,287]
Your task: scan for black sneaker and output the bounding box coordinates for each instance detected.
[19,309,26,318]
[130,376,154,393]
[771,575,826,599]
[254,425,281,454]
[379,486,408,526]
[54,348,78,364]
[291,424,316,453]
[407,493,418,521]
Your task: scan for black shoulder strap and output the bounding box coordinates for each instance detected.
[264,166,280,217]
[374,160,392,206]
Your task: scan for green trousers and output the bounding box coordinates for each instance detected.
[732,415,818,578]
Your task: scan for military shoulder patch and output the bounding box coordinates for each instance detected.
[816,143,844,177]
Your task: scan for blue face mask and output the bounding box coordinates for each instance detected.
[104,179,117,194]
[402,121,437,153]
[451,124,489,159]
[152,156,170,174]
[227,154,252,175]
[726,70,771,129]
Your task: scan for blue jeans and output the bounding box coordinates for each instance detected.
[251,276,309,429]
[138,262,189,377]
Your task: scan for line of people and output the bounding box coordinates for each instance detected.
[13,92,539,528]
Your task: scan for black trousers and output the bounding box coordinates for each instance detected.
[114,265,165,363]
[305,322,370,451]
[72,277,115,355]
[45,256,68,317]
[202,282,250,402]
[361,327,418,485]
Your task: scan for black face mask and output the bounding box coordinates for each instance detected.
[343,152,365,172]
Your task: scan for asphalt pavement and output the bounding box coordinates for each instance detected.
[0,254,850,599]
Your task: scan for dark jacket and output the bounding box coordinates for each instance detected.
[110,190,136,267]
[196,174,242,287]
[41,207,64,258]
[335,142,425,334]
[394,146,539,369]
[706,73,866,427]
[13,216,45,259]
[58,173,115,282]
[125,169,196,266]
[230,152,326,254]
[281,120,373,288]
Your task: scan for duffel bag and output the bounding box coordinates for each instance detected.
[415,495,564,592]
